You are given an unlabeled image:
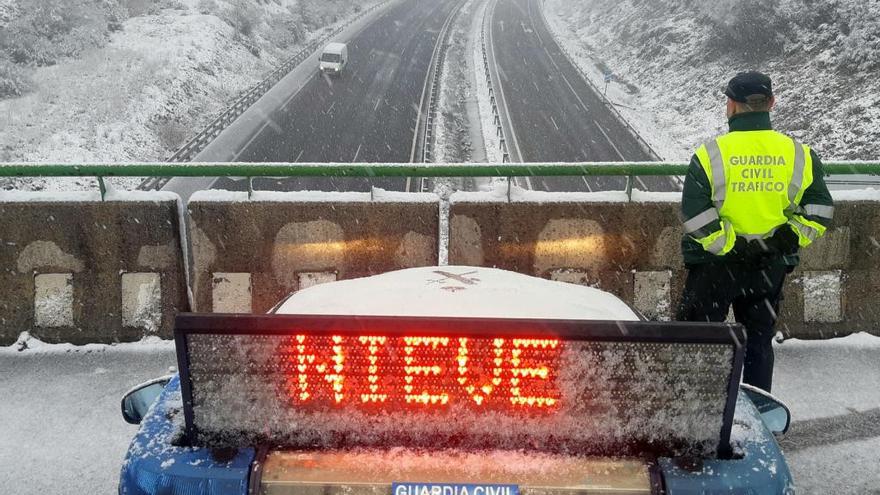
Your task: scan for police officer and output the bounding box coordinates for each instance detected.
[677,71,834,392]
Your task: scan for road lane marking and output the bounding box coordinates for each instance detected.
[581,176,593,192]
[559,73,628,160]
[353,143,363,162]
[550,115,559,130]
[592,119,626,160]
[232,108,274,161]
[526,0,544,45]
[486,0,523,162]
[560,73,591,115]
[294,149,304,162]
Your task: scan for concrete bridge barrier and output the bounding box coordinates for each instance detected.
[2,187,877,344]
[186,191,439,314]
[448,189,880,339]
[0,192,188,345]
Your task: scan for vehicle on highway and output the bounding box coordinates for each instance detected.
[319,42,348,77]
[118,266,795,495]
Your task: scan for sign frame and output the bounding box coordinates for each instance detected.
[174,313,745,458]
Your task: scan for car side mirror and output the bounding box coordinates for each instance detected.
[742,384,791,435]
[121,377,171,425]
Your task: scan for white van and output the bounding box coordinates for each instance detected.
[319,42,348,77]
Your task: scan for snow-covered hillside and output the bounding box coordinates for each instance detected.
[0,0,376,190]
[544,0,880,161]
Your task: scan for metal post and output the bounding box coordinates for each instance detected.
[97,176,107,201]
[625,175,633,202]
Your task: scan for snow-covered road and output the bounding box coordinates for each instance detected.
[772,334,880,493]
[0,334,877,494]
[0,339,176,495]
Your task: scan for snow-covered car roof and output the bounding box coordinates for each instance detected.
[274,266,639,321]
[323,42,347,53]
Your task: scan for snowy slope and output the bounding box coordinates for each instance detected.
[0,0,378,192]
[544,0,880,162]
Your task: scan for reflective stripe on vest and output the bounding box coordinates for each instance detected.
[705,139,726,210]
[706,233,728,255]
[788,140,807,206]
[804,204,834,219]
[683,208,720,234]
[789,217,820,241]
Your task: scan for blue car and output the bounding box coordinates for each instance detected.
[119,266,795,495]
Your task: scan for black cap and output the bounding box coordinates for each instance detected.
[724,71,773,103]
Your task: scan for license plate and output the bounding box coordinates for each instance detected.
[392,483,519,495]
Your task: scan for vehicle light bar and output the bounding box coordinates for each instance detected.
[257,450,654,495]
[175,314,745,458]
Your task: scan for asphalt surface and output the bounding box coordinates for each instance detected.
[214,0,460,193]
[490,0,679,192]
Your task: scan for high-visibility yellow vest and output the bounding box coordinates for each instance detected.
[692,130,825,254]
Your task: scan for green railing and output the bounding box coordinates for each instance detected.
[3,162,879,199]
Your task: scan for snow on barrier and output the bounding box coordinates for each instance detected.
[448,191,880,339]
[0,192,188,345]
[186,191,440,314]
[175,313,744,458]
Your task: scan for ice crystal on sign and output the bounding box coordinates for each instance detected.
[185,332,734,458]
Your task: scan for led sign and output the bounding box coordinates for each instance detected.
[282,334,560,409]
[176,314,744,458]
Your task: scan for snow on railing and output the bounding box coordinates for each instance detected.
[4,161,878,198]
[5,162,879,177]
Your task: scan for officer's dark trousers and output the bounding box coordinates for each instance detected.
[676,262,788,393]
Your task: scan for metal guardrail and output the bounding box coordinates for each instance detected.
[533,0,662,161]
[4,161,878,200]
[138,1,390,191]
[419,0,468,167]
[6,162,879,177]
[410,0,469,194]
[479,0,513,164]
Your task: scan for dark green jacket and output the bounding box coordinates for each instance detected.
[681,112,834,265]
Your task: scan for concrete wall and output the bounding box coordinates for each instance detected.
[187,196,439,314]
[0,194,188,345]
[2,191,877,343]
[449,198,880,339]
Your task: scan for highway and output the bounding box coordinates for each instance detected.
[213,0,461,193]
[489,0,679,192]
[180,0,678,197]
